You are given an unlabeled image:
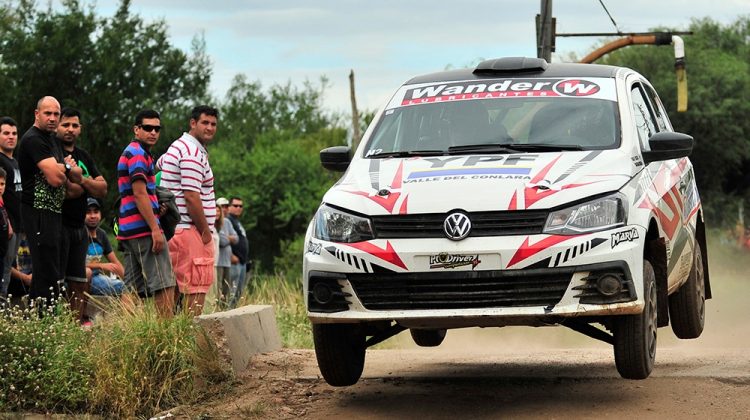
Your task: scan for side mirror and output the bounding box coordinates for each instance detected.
[641,131,693,164]
[320,146,351,172]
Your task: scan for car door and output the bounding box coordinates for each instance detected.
[630,80,694,290]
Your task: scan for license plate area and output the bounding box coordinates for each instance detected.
[416,253,501,271]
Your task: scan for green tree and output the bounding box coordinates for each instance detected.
[211,78,345,272]
[599,17,750,224]
[0,0,212,207]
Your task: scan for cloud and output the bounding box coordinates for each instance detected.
[81,0,750,110]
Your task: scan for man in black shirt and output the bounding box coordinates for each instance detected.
[58,108,107,322]
[227,196,250,308]
[0,116,21,298]
[17,96,83,308]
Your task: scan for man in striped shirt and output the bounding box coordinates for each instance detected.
[117,109,176,317]
[157,105,217,315]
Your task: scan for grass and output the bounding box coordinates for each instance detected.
[237,273,313,349]
[234,272,398,350]
[0,297,230,417]
[0,303,91,412]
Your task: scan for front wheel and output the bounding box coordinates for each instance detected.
[613,259,657,379]
[668,245,706,339]
[313,323,366,386]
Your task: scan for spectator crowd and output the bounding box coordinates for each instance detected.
[0,96,251,323]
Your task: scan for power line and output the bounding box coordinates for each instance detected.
[597,0,621,33]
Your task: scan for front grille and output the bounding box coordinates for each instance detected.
[371,210,548,239]
[348,269,570,310]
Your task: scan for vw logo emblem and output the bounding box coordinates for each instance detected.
[443,212,471,241]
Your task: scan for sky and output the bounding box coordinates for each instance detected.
[83,0,750,113]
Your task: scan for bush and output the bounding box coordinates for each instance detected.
[0,299,229,417]
[0,303,92,412]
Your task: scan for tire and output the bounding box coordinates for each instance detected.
[312,323,366,386]
[613,259,657,379]
[668,245,706,339]
[410,328,447,347]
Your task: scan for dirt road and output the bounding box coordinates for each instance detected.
[174,249,750,419]
[157,243,750,419]
[178,341,750,419]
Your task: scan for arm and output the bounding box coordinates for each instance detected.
[77,152,107,197]
[219,229,230,247]
[65,179,85,198]
[63,155,83,184]
[104,251,125,278]
[11,267,31,286]
[80,175,107,198]
[226,220,238,244]
[87,251,125,278]
[132,179,165,254]
[37,157,67,187]
[184,190,211,245]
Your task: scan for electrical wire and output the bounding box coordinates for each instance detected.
[597,0,621,33]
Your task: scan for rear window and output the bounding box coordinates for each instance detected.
[365,78,620,156]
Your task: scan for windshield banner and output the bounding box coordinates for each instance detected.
[388,78,617,109]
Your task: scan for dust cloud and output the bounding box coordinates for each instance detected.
[389,232,750,352]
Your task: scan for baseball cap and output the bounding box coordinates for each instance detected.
[216,197,229,206]
[87,197,101,209]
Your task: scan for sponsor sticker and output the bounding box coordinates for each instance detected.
[306,241,322,255]
[429,253,481,269]
[408,166,532,179]
[389,77,616,109]
[402,154,539,183]
[611,227,640,248]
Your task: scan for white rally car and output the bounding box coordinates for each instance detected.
[303,57,710,385]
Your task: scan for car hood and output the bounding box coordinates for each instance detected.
[324,150,636,215]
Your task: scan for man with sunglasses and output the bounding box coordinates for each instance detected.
[116,109,175,317]
[56,108,107,324]
[227,196,249,308]
[17,96,83,308]
[157,105,218,315]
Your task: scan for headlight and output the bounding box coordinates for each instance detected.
[313,204,374,243]
[544,193,627,235]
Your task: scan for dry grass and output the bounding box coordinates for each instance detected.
[0,297,230,417]
[236,273,313,349]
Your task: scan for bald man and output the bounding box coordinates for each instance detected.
[17,96,83,308]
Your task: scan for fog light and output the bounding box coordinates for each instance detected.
[312,282,334,305]
[596,274,622,296]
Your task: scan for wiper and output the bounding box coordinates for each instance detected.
[447,143,522,154]
[500,143,584,151]
[367,150,446,158]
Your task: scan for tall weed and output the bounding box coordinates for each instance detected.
[0,303,92,412]
[0,298,228,417]
[239,273,312,348]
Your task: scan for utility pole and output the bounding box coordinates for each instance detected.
[349,70,361,150]
[536,0,555,61]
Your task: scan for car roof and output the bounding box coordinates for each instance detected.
[405,58,626,85]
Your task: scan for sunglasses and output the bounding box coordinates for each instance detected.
[231,204,243,208]
[139,124,161,133]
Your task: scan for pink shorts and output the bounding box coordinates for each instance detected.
[169,226,215,294]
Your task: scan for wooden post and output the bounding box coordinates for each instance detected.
[349,70,361,150]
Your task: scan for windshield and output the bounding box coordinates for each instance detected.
[365,91,620,157]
